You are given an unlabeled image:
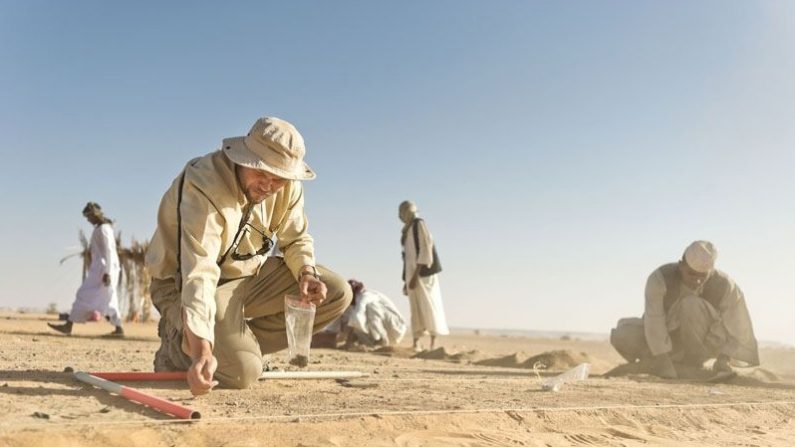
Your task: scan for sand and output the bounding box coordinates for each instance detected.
[1,312,793,446]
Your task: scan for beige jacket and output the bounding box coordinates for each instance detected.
[146,150,315,345]
[643,267,758,365]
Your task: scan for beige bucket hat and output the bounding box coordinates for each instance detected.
[222,117,316,181]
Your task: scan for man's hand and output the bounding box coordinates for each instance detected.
[408,270,420,291]
[184,328,218,396]
[102,273,111,287]
[299,268,327,305]
[187,354,218,396]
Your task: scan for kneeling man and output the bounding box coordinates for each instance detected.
[610,241,758,378]
[146,116,352,394]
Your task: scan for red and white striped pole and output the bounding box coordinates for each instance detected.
[73,371,200,420]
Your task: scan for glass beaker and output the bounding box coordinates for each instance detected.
[284,294,316,367]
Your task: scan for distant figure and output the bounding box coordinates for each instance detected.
[399,200,449,351]
[610,241,759,379]
[312,280,407,349]
[49,202,124,337]
[343,279,407,347]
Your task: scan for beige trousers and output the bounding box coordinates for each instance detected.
[610,295,728,365]
[151,257,352,389]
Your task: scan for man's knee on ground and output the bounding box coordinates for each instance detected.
[321,270,353,314]
[215,350,262,389]
[610,319,649,363]
[609,326,624,351]
[610,326,634,361]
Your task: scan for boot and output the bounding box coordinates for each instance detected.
[48,321,73,335]
[106,326,125,338]
[153,318,192,372]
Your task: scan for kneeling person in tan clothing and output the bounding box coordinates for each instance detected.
[145,116,352,395]
[610,241,759,379]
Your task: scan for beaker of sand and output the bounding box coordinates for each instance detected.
[284,294,316,368]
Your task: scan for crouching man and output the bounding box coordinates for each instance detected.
[610,241,759,379]
[145,116,352,395]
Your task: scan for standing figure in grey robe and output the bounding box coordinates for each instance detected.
[610,241,759,379]
[49,202,124,337]
[399,201,449,351]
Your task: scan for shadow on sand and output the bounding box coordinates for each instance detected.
[0,368,188,391]
[0,369,191,420]
[0,330,157,343]
[604,362,795,390]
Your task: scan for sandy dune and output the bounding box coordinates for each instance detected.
[0,313,793,446]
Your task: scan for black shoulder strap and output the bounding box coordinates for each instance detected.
[174,157,201,292]
[175,170,188,292]
[217,202,253,267]
[412,218,423,255]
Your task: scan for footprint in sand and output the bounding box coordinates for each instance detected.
[563,433,605,446]
[563,429,655,446]
[395,430,530,447]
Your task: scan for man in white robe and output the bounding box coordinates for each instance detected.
[610,241,758,379]
[400,200,449,351]
[49,202,124,337]
[342,279,407,347]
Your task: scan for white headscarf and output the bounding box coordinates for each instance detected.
[399,200,418,234]
[683,240,718,273]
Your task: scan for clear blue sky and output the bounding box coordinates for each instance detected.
[1,1,793,345]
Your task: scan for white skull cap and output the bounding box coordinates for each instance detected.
[399,200,417,213]
[683,240,718,273]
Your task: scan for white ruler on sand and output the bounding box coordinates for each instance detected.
[259,370,369,380]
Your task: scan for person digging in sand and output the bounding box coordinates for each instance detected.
[343,279,407,349]
[610,240,759,379]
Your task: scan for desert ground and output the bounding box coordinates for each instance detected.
[0,312,793,447]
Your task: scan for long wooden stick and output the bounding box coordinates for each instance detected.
[74,371,200,420]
